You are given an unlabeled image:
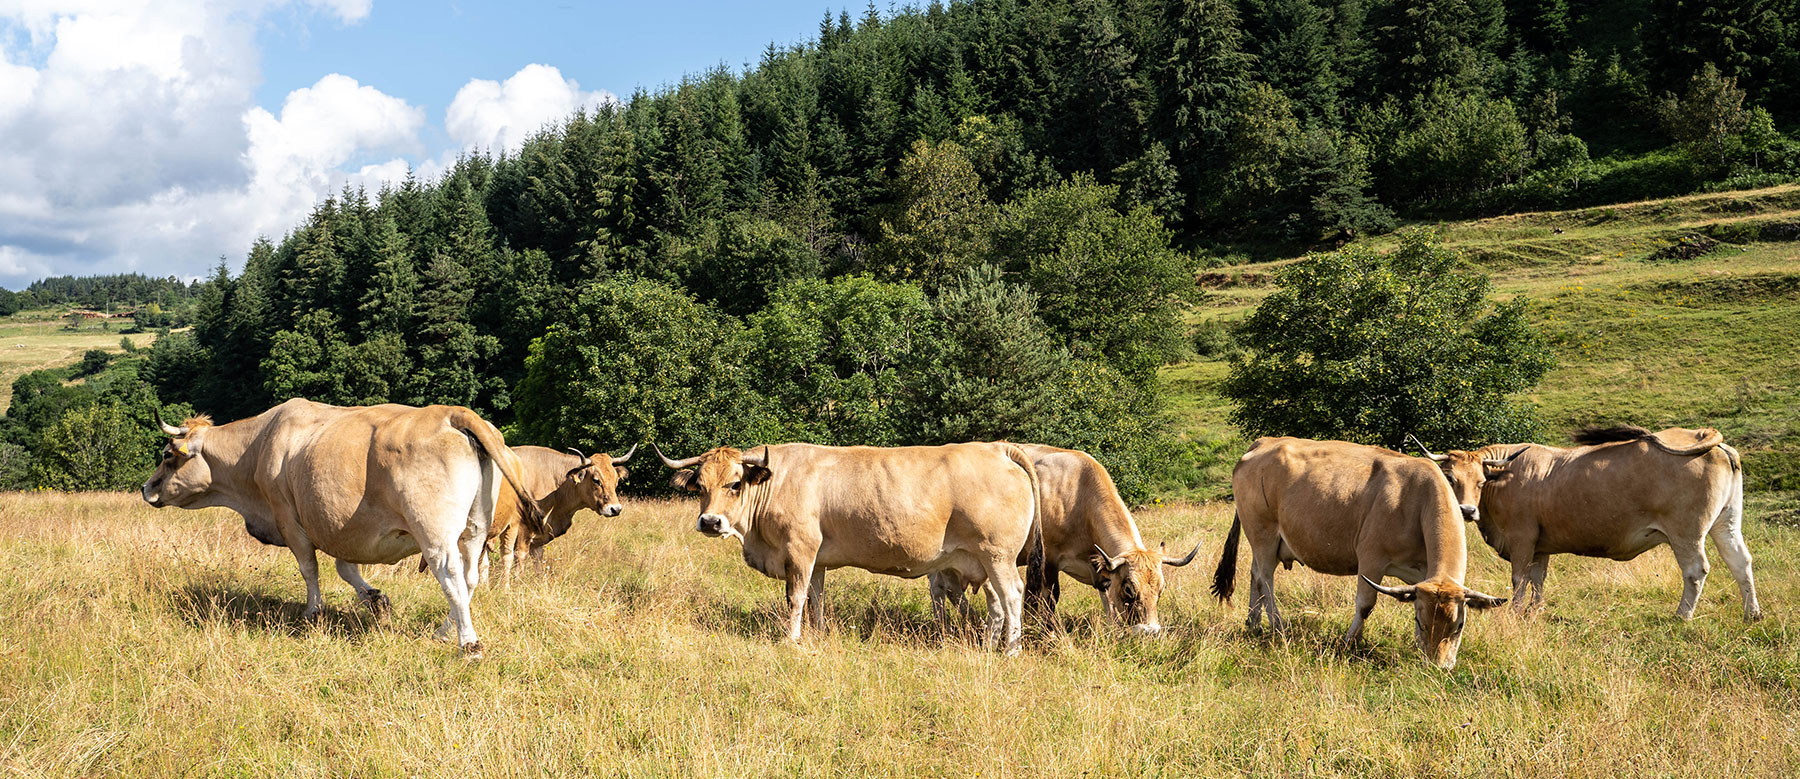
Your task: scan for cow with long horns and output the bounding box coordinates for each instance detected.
[1416,425,1759,620]
[140,399,546,657]
[927,443,1200,636]
[487,444,636,586]
[655,441,1043,654]
[1213,436,1507,670]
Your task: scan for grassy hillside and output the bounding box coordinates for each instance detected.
[1165,184,1800,500]
[0,311,157,412]
[1,492,1794,777]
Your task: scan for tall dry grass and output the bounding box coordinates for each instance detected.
[0,491,1795,777]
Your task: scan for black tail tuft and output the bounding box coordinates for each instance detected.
[1211,513,1242,601]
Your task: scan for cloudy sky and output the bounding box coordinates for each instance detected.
[0,0,839,290]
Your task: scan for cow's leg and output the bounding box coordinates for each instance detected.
[1344,569,1381,645]
[928,571,958,629]
[1669,536,1710,620]
[496,523,518,590]
[334,559,391,617]
[1524,555,1551,611]
[1708,500,1762,621]
[806,565,827,631]
[1248,550,1284,632]
[1508,537,1540,615]
[290,542,325,622]
[782,563,815,644]
[424,545,481,656]
[980,556,1025,655]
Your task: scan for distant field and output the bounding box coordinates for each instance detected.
[0,311,156,412]
[0,492,1793,777]
[1166,184,1800,500]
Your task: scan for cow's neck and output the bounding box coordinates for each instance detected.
[1418,500,1469,583]
[1089,492,1148,556]
[193,415,269,514]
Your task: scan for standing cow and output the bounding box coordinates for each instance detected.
[928,443,1200,636]
[140,399,546,657]
[1213,437,1506,670]
[487,444,635,586]
[655,442,1042,654]
[1424,425,1759,620]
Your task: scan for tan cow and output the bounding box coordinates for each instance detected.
[928,443,1200,636]
[656,441,1042,654]
[1424,425,1758,620]
[1213,437,1506,669]
[486,444,635,586]
[140,399,546,657]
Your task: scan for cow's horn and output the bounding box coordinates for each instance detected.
[611,443,637,465]
[652,442,703,469]
[1362,575,1417,600]
[159,417,188,437]
[1094,545,1125,570]
[1163,538,1202,567]
[741,445,769,468]
[1406,433,1447,463]
[1482,458,1510,468]
[566,446,588,461]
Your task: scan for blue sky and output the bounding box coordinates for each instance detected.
[0,0,863,289]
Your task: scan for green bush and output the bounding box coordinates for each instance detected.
[1223,228,1554,449]
[744,276,931,446]
[511,275,765,486]
[30,402,159,491]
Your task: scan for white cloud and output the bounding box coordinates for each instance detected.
[446,63,616,154]
[0,1,412,288]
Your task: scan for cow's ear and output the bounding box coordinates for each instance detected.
[743,465,772,485]
[614,466,630,482]
[670,469,698,491]
[177,437,203,459]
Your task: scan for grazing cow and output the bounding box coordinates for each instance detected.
[656,441,1042,654]
[927,443,1200,636]
[1423,425,1758,620]
[140,399,546,657]
[1213,437,1506,670]
[486,444,635,586]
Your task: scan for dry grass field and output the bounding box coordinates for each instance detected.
[2,491,1795,777]
[0,312,156,412]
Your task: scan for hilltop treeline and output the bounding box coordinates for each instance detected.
[17,0,1800,495]
[3,274,202,313]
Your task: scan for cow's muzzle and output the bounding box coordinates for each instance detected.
[1459,504,1479,522]
[602,503,622,517]
[1131,622,1163,638]
[697,513,728,536]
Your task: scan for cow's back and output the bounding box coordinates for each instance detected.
[1483,439,1737,559]
[1017,443,1142,577]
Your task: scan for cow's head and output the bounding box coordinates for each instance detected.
[655,443,770,541]
[1090,539,1201,636]
[142,415,216,508]
[562,444,635,520]
[1364,575,1507,670]
[1407,435,1509,523]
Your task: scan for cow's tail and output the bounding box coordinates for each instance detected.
[449,408,549,539]
[1001,443,1047,612]
[1211,512,1242,601]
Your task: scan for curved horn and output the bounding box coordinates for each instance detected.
[1094,544,1124,571]
[1482,458,1510,468]
[566,446,588,460]
[611,443,637,465]
[1361,575,1418,601]
[1406,433,1447,463]
[1464,587,1509,609]
[652,442,703,469]
[740,445,769,468]
[159,417,188,437]
[1163,538,1202,567]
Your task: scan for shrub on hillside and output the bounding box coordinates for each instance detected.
[1223,228,1554,449]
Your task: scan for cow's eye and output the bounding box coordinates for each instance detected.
[725,480,742,492]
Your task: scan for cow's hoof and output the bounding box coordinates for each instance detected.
[300,607,324,624]
[462,641,484,660]
[1748,609,1765,622]
[364,590,393,618]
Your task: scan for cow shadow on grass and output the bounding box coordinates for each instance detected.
[692,592,972,649]
[167,580,388,640]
